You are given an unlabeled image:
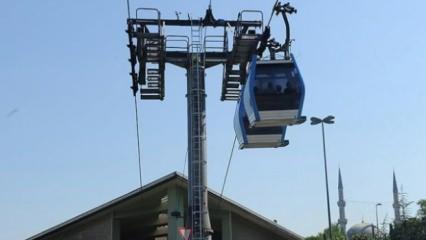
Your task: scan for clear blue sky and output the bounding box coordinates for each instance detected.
[1,0,426,239]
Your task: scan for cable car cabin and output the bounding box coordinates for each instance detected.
[234,100,289,149]
[242,54,305,128]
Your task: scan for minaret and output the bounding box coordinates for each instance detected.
[337,168,347,234]
[393,171,401,224]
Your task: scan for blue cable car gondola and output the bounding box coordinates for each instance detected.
[242,54,305,128]
[234,98,289,149]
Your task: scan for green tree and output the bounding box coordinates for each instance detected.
[351,234,371,240]
[306,224,346,240]
[417,199,426,219]
[390,199,426,240]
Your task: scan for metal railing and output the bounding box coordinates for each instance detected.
[165,35,189,51]
[204,35,228,52]
[235,10,264,38]
[135,8,162,34]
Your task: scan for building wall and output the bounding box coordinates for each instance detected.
[232,215,285,240]
[28,179,300,240]
[42,215,113,240]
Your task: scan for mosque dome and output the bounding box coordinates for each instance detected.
[347,223,376,240]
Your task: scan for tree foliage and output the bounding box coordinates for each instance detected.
[306,224,346,240]
[417,200,426,219]
[390,217,426,240]
[390,199,426,240]
[351,234,373,240]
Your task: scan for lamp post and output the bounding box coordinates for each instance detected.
[376,203,382,239]
[311,115,335,240]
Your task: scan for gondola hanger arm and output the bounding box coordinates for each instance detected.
[274,2,297,59]
[258,1,297,59]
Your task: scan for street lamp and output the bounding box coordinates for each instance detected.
[376,203,382,239]
[311,115,335,240]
